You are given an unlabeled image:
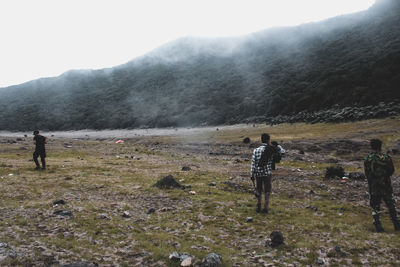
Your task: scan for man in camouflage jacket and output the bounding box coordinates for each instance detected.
[364,138,400,232]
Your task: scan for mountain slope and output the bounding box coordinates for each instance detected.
[1,0,399,130]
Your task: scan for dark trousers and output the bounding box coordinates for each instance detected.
[370,192,399,224]
[256,175,272,208]
[33,150,46,168]
[256,175,272,195]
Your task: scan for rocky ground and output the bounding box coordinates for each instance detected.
[242,102,400,125]
[0,117,400,266]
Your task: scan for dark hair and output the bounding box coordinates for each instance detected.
[261,133,270,143]
[33,130,39,135]
[370,138,382,151]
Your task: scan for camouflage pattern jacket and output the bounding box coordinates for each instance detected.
[364,153,395,195]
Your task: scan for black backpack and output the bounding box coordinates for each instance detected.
[257,145,277,167]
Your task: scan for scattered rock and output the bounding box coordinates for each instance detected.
[181,166,191,171]
[147,208,156,214]
[169,252,192,262]
[64,177,73,180]
[153,175,182,189]
[306,205,318,212]
[122,211,131,218]
[98,214,110,220]
[181,256,193,266]
[317,258,325,265]
[60,262,98,267]
[263,102,400,125]
[53,199,66,205]
[328,246,347,257]
[0,242,17,261]
[200,253,222,267]
[208,182,217,186]
[245,217,253,222]
[53,210,72,216]
[325,166,345,179]
[243,137,251,144]
[159,207,175,212]
[348,172,366,180]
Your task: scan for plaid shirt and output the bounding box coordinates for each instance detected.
[250,144,273,178]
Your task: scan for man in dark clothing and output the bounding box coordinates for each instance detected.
[33,130,47,170]
[250,133,285,213]
[364,138,400,232]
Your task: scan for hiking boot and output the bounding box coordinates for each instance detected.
[374,222,385,233]
[256,203,261,213]
[261,208,268,214]
[34,167,40,170]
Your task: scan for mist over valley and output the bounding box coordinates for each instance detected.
[1,0,399,131]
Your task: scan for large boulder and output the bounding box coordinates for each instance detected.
[325,166,345,179]
[270,231,284,247]
[153,175,182,189]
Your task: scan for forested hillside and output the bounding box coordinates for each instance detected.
[1,0,399,130]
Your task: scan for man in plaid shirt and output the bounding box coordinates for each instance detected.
[250,133,285,213]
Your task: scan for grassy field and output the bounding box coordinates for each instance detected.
[1,117,400,266]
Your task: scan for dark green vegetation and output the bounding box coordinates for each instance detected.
[0,117,400,266]
[1,0,400,130]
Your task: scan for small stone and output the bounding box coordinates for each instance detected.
[99,214,110,220]
[59,262,98,267]
[53,199,66,205]
[317,258,325,265]
[53,210,72,216]
[243,137,251,144]
[245,217,253,222]
[201,253,222,267]
[181,257,193,266]
[189,191,196,195]
[65,177,73,180]
[169,252,191,262]
[122,211,130,218]
[208,182,217,186]
[147,208,156,214]
[182,166,191,171]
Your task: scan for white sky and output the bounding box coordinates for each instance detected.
[0,0,375,88]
